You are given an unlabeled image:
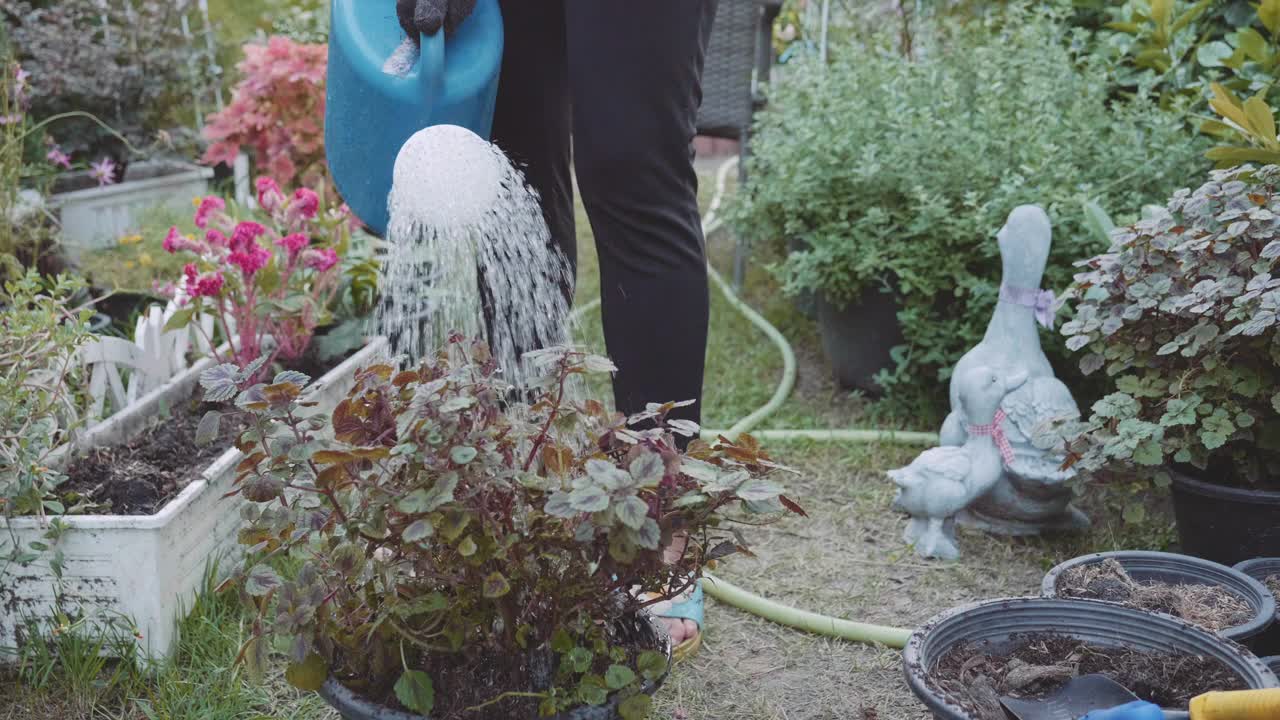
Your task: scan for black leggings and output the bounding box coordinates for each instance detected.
[490,0,716,428]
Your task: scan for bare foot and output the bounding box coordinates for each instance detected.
[661,617,698,645]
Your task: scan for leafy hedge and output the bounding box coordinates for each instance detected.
[730,4,1209,419]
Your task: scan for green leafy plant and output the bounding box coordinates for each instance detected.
[1058,164,1280,490]
[0,271,91,573]
[1204,82,1280,167]
[732,3,1205,418]
[202,339,802,718]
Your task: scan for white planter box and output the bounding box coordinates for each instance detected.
[1,337,388,662]
[50,160,215,252]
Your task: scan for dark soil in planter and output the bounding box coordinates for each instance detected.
[930,632,1247,719]
[61,346,355,515]
[61,390,248,515]
[1057,559,1253,632]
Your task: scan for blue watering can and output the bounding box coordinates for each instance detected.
[325,0,504,236]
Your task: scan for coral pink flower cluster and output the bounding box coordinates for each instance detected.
[203,36,329,193]
[160,176,346,372]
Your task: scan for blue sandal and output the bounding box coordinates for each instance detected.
[643,580,703,661]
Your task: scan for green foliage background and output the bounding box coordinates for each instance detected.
[731,4,1210,421]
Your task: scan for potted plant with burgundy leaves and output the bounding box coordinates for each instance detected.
[200,338,803,720]
[1058,165,1280,565]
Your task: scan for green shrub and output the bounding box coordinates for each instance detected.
[732,3,1208,419]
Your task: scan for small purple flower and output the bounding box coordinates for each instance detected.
[0,114,22,126]
[46,146,71,170]
[89,157,118,187]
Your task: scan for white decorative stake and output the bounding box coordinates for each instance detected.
[890,206,1087,560]
[82,337,172,422]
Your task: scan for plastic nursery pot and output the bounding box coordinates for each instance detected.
[902,597,1279,720]
[815,285,904,396]
[1042,551,1276,646]
[1267,656,1280,677]
[1235,558,1280,658]
[318,611,672,720]
[1170,469,1280,566]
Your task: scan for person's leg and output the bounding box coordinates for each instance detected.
[490,0,575,274]
[565,0,716,431]
[566,0,716,650]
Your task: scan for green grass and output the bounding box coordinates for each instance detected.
[76,203,197,293]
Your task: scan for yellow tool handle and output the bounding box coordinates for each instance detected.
[1190,689,1280,719]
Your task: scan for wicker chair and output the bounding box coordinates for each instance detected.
[697,0,782,287]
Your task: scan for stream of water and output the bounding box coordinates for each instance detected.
[373,125,574,389]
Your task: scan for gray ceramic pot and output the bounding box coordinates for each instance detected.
[1042,550,1276,645]
[903,597,1279,720]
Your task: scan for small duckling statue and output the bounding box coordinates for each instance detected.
[939,205,1087,536]
[890,366,1027,560]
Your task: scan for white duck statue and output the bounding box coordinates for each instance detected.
[890,366,1027,560]
[937,205,1087,536]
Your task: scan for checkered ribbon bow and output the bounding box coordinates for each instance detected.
[1000,283,1057,330]
[966,409,1015,466]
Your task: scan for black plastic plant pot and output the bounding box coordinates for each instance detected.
[1170,469,1280,566]
[903,597,1280,720]
[1042,551,1276,645]
[1267,656,1280,677]
[815,285,904,396]
[318,612,672,720]
[1235,558,1280,657]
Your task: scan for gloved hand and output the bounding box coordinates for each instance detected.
[396,0,477,39]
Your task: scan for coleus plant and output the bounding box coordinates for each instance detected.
[162,177,350,373]
[199,338,802,719]
[1058,164,1280,490]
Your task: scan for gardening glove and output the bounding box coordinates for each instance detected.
[396,0,477,39]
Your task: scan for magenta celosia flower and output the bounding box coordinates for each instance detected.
[186,268,225,298]
[162,226,206,255]
[45,146,70,169]
[229,242,272,278]
[89,157,117,187]
[206,230,229,249]
[277,232,309,256]
[303,247,339,272]
[291,187,320,219]
[194,196,226,229]
[230,221,268,252]
[256,176,286,213]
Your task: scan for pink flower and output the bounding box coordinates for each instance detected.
[0,114,21,126]
[230,221,267,252]
[206,230,229,249]
[277,232,309,256]
[163,226,207,255]
[302,247,339,272]
[45,147,71,169]
[193,272,225,298]
[256,176,286,213]
[163,226,184,253]
[89,157,117,187]
[182,264,225,298]
[194,196,226,229]
[228,241,272,278]
[291,187,319,219]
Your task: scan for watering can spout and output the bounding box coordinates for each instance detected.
[324,0,503,237]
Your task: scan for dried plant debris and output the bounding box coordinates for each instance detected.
[930,633,1246,720]
[1057,559,1253,631]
